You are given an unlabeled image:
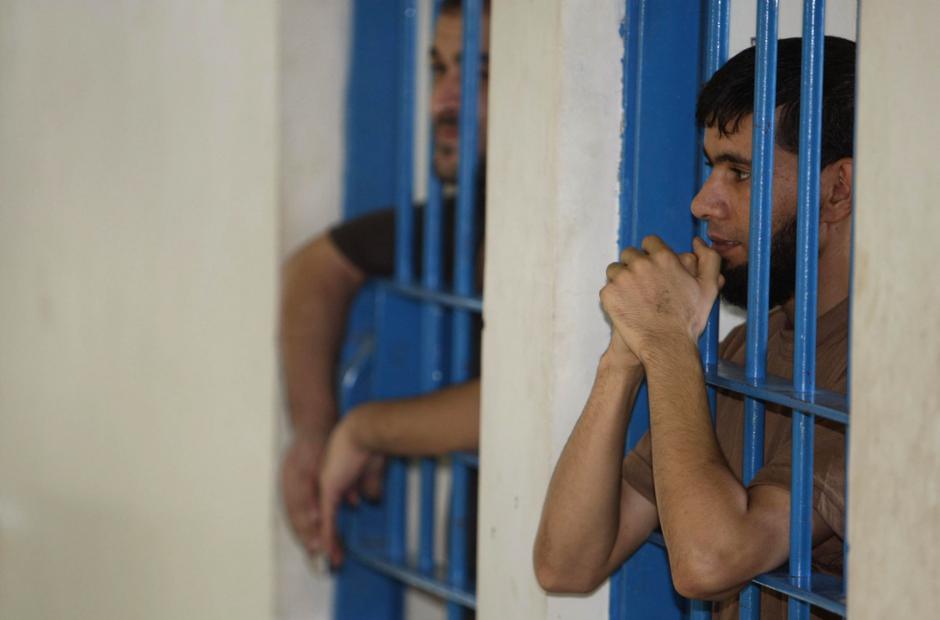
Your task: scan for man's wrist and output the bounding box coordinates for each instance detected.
[637,332,700,371]
[291,413,337,444]
[598,349,645,379]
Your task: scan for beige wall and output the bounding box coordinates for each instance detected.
[479,1,623,617]
[0,2,278,619]
[849,1,940,617]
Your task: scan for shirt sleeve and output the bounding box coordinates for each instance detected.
[328,202,459,279]
[328,208,398,278]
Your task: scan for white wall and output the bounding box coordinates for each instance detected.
[276,2,349,618]
[0,2,278,619]
[849,1,940,616]
[479,1,624,617]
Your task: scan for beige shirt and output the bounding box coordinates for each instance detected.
[622,299,849,620]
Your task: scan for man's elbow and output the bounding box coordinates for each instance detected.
[533,548,605,595]
[668,553,745,602]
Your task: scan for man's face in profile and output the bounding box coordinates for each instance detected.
[692,115,801,309]
[429,10,490,183]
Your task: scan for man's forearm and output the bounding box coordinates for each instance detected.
[280,235,365,437]
[534,352,647,590]
[642,336,760,596]
[348,380,481,456]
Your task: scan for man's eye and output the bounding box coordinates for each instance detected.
[733,168,751,181]
[431,63,446,77]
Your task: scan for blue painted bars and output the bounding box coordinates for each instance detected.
[739,1,780,618]
[342,0,481,615]
[697,0,730,388]
[789,2,826,620]
[385,0,420,578]
[418,0,446,580]
[448,2,483,618]
[690,2,729,619]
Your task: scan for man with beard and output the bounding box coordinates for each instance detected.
[280,0,489,569]
[534,37,854,620]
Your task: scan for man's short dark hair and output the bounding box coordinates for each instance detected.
[696,36,856,168]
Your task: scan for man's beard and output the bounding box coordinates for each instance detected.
[720,217,798,310]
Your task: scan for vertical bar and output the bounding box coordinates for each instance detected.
[395,0,419,285]
[611,5,641,619]
[388,0,420,568]
[789,3,825,619]
[448,1,482,617]
[696,0,730,405]
[689,3,729,619]
[740,1,779,618]
[418,0,447,578]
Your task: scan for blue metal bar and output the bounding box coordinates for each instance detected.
[705,362,848,425]
[387,0,420,575]
[418,0,447,576]
[689,4,728,619]
[448,2,482,617]
[789,3,825,619]
[740,2,779,618]
[642,534,846,617]
[379,280,483,313]
[691,5,729,620]
[754,572,845,617]
[696,0,730,384]
[453,451,479,468]
[346,545,477,608]
[394,0,419,285]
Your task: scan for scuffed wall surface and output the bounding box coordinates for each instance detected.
[849,1,940,617]
[0,2,278,619]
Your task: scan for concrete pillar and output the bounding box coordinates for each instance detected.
[478,1,624,617]
[849,1,940,617]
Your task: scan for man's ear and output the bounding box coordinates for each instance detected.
[820,158,853,224]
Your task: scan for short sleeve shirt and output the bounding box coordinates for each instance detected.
[622,299,849,620]
[328,200,459,279]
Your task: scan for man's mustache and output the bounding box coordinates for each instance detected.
[434,112,459,131]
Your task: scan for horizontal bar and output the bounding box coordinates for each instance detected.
[643,533,845,616]
[346,545,477,609]
[377,279,483,313]
[453,451,479,468]
[754,571,845,617]
[705,361,848,425]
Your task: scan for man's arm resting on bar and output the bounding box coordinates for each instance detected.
[279,233,366,554]
[641,334,835,600]
[533,345,658,594]
[318,379,480,566]
[614,236,833,600]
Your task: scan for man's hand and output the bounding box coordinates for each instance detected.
[318,412,384,568]
[601,236,721,363]
[281,433,329,555]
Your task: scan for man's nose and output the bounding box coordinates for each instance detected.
[432,72,461,112]
[690,178,726,221]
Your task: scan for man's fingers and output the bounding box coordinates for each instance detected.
[678,252,699,276]
[360,456,385,501]
[605,261,624,281]
[618,246,646,266]
[320,488,344,568]
[640,234,669,255]
[692,237,721,284]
